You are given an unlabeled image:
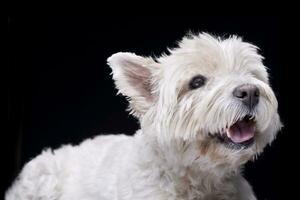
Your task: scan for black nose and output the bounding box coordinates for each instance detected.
[233,84,260,109]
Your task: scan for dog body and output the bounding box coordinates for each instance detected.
[6,33,282,200]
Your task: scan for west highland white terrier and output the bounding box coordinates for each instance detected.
[6,33,282,200]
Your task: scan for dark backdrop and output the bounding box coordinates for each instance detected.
[7,16,286,200]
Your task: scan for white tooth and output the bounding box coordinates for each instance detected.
[226,129,231,138]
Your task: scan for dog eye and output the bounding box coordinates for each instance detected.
[189,75,206,89]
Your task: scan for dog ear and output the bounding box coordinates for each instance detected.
[107,52,158,118]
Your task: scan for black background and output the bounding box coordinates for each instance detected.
[7,16,287,200]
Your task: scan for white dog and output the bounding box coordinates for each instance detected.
[6,33,282,200]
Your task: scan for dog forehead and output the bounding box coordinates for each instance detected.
[158,34,267,82]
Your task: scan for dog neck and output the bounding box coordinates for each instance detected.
[135,129,242,195]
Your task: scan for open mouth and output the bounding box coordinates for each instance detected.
[216,115,256,150]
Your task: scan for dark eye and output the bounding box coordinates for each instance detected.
[189,75,206,89]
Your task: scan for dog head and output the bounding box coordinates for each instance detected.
[108,33,282,164]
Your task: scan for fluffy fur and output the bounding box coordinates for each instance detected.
[6,33,282,200]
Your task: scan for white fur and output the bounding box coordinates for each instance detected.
[6,33,282,200]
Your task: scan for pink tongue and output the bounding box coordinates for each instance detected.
[226,120,255,143]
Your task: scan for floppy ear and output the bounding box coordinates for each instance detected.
[107,52,158,118]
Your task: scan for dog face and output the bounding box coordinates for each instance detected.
[108,33,282,163]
